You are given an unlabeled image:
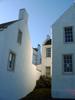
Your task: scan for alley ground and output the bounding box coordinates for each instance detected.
[20,76,71,100]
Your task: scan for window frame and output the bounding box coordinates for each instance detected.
[62,54,73,75]
[46,48,51,57]
[7,51,16,71]
[17,29,22,45]
[64,26,74,43]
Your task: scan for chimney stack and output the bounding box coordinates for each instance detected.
[19,8,28,22]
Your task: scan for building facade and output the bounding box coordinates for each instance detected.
[32,44,41,65]
[0,9,41,100]
[52,3,75,99]
[41,35,52,77]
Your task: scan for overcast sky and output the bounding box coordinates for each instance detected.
[0,0,74,47]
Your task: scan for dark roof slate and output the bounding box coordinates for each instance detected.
[44,39,51,45]
[33,48,38,51]
[0,20,18,29]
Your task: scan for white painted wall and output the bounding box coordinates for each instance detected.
[41,44,52,76]
[0,9,41,100]
[36,64,42,72]
[52,3,75,99]
[32,64,41,81]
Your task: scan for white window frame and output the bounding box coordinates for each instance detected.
[64,26,73,43]
[46,48,51,57]
[7,51,16,71]
[17,29,22,45]
[63,54,73,74]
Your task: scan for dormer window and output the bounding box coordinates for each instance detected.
[17,30,22,45]
[64,26,73,43]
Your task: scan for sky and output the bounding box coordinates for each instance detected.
[0,0,74,47]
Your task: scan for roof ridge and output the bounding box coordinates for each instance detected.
[0,19,19,29]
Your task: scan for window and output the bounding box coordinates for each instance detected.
[7,51,16,71]
[64,26,73,42]
[17,30,22,45]
[46,67,50,77]
[46,48,51,57]
[63,55,73,73]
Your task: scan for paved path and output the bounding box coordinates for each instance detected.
[20,88,51,100]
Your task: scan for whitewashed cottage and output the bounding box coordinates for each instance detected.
[0,9,41,100]
[33,35,52,78]
[52,3,75,99]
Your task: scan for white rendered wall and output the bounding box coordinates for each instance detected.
[0,11,41,100]
[41,45,52,76]
[0,29,6,67]
[32,64,41,81]
[52,3,75,99]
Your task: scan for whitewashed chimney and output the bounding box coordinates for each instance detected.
[19,8,28,22]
